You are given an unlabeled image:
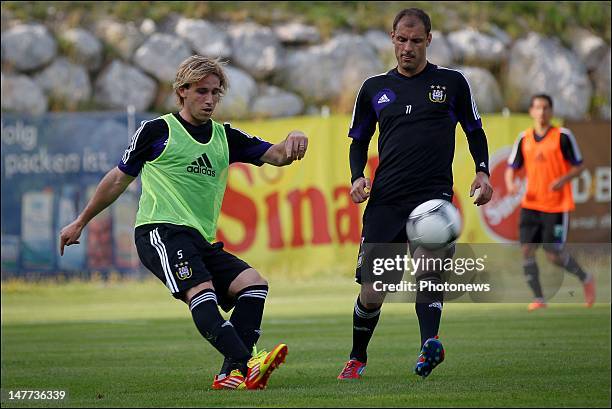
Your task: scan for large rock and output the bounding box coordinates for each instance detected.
[140,18,157,36]
[252,85,304,118]
[274,22,320,45]
[60,28,103,71]
[228,22,284,80]
[571,28,609,72]
[486,24,512,47]
[447,28,506,66]
[34,58,91,107]
[133,33,192,83]
[276,34,384,108]
[507,33,592,120]
[1,73,48,115]
[364,30,395,69]
[1,8,15,33]
[593,48,611,119]
[213,66,257,119]
[94,60,157,111]
[175,18,231,58]
[428,31,454,67]
[162,91,180,112]
[95,19,145,60]
[454,66,503,113]
[1,23,57,72]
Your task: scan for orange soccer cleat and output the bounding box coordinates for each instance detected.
[528,298,547,312]
[583,274,596,307]
[212,369,246,390]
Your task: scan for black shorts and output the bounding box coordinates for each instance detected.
[519,208,569,252]
[355,200,453,284]
[135,223,251,310]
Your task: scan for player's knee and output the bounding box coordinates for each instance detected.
[184,281,215,304]
[228,268,268,297]
[251,270,268,286]
[545,250,566,266]
[241,268,268,286]
[362,301,383,310]
[416,270,442,284]
[360,284,386,306]
[521,245,536,259]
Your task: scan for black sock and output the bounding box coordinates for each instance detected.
[189,289,251,376]
[220,285,268,375]
[560,254,588,282]
[416,271,444,347]
[524,258,544,299]
[350,296,381,363]
[231,285,268,351]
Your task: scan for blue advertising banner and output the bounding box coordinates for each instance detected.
[1,112,155,277]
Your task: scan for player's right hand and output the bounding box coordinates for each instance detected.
[350,177,371,203]
[59,220,84,256]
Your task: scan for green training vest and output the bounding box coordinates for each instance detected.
[135,114,229,242]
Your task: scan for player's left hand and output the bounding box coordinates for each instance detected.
[470,172,493,206]
[284,131,308,161]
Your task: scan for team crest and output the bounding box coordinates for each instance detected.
[553,225,564,240]
[174,261,192,280]
[428,85,447,103]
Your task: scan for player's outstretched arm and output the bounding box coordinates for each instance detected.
[260,130,308,166]
[470,171,493,206]
[59,167,135,255]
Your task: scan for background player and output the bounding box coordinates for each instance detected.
[505,94,595,311]
[59,55,308,390]
[338,8,493,380]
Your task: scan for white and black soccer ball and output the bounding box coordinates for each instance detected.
[406,199,462,250]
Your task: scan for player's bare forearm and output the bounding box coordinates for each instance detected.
[562,164,585,182]
[505,167,518,194]
[260,143,291,166]
[59,167,134,255]
[551,164,584,191]
[261,131,308,166]
[77,167,135,225]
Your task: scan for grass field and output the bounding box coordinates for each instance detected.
[1,277,610,408]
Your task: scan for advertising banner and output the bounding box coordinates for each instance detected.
[1,113,610,277]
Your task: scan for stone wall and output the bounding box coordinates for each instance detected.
[1,16,610,120]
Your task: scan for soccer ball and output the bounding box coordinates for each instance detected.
[406,199,462,250]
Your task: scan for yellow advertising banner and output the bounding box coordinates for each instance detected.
[218,114,539,276]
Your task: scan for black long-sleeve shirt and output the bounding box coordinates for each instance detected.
[348,63,489,205]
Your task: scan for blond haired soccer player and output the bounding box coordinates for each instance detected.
[60,55,308,390]
[505,94,595,311]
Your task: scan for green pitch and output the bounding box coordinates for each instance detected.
[1,277,610,407]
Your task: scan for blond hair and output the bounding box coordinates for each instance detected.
[172,55,229,108]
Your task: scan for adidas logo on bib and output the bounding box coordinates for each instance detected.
[187,153,216,177]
